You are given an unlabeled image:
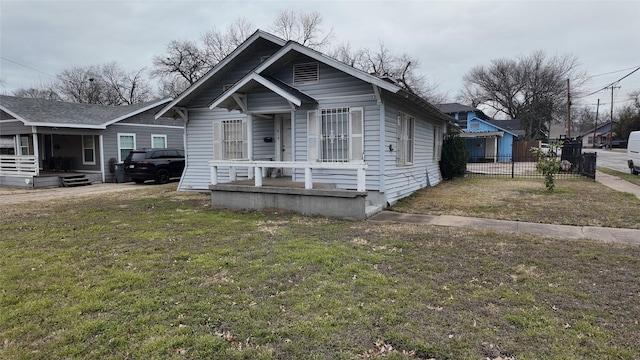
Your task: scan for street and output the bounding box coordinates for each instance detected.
[584,148,631,173]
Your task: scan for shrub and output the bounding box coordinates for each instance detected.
[440,134,469,180]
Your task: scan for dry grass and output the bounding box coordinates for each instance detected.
[391,177,640,229]
[1,184,639,359]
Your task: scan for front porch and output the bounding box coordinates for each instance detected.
[0,155,99,188]
[208,160,379,219]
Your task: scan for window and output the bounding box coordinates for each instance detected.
[118,134,136,162]
[308,107,363,163]
[293,62,319,85]
[433,125,443,161]
[320,108,350,162]
[82,135,96,165]
[19,135,30,155]
[152,135,167,149]
[397,112,414,165]
[470,123,480,129]
[222,120,244,159]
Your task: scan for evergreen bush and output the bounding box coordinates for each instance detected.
[439,134,469,180]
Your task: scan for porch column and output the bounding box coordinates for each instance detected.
[255,166,263,187]
[211,166,218,185]
[99,135,105,183]
[357,167,366,192]
[32,133,40,176]
[304,167,313,189]
[494,136,498,163]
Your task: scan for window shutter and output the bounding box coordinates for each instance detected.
[307,110,319,161]
[213,122,222,160]
[350,107,364,161]
[396,114,403,163]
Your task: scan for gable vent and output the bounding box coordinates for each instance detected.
[293,62,319,85]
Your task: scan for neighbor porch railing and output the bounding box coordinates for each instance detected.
[209,160,368,192]
[0,155,38,176]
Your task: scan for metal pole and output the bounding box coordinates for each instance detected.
[592,99,599,148]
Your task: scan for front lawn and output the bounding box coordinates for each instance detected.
[391,177,640,229]
[1,185,638,359]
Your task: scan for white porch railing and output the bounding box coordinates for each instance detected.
[209,160,368,192]
[0,155,38,176]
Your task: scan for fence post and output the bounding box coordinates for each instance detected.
[511,160,515,178]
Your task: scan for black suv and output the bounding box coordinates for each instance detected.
[123,149,185,184]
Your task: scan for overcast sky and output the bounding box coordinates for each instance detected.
[1,0,639,112]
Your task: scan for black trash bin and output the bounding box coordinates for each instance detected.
[114,163,127,183]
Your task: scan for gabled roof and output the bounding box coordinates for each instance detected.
[156,30,288,117]
[485,118,525,137]
[157,29,452,124]
[466,116,518,137]
[577,121,618,137]
[436,103,477,114]
[0,95,172,129]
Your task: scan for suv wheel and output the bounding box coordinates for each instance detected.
[155,169,170,184]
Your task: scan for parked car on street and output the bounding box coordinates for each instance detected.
[123,149,185,184]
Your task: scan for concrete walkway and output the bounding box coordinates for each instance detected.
[368,211,640,245]
[595,170,640,199]
[369,171,640,245]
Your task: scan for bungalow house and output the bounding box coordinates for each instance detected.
[156,30,453,219]
[0,95,184,188]
[437,103,522,162]
[578,121,618,147]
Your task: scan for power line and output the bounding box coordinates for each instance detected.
[0,57,57,78]
[586,65,640,79]
[579,66,640,98]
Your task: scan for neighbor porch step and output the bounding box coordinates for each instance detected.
[60,174,92,187]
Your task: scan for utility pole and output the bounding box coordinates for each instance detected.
[592,99,600,148]
[567,78,571,138]
[605,85,621,149]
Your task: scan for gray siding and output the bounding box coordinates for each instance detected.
[382,96,444,205]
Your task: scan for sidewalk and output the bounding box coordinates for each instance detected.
[369,171,640,244]
[595,170,640,199]
[368,211,640,245]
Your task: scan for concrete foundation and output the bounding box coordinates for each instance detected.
[209,184,368,219]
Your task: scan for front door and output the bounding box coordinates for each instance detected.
[281,114,292,176]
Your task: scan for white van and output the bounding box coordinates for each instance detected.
[628,131,640,175]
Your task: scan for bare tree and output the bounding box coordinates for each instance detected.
[12,85,62,100]
[459,51,587,139]
[330,41,446,104]
[202,18,255,65]
[271,10,333,50]
[55,63,153,105]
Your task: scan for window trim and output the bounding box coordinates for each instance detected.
[433,125,443,161]
[82,135,96,165]
[117,133,136,163]
[19,135,30,156]
[397,111,415,165]
[151,134,167,149]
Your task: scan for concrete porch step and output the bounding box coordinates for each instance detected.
[61,174,92,187]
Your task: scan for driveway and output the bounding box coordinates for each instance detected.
[0,183,147,205]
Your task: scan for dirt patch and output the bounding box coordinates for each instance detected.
[0,182,168,205]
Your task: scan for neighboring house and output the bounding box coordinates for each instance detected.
[0,95,184,188]
[156,30,453,219]
[578,121,618,147]
[438,103,522,162]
